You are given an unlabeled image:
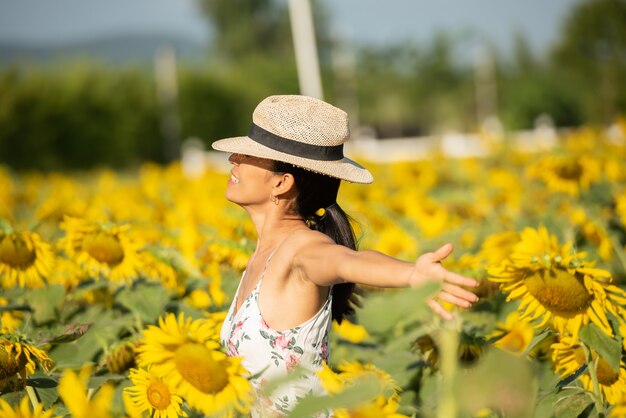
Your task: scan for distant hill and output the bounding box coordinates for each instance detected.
[0,33,209,68]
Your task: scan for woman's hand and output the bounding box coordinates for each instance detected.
[408,243,479,320]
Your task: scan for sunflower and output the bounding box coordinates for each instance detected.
[332,319,370,344]
[0,169,14,221]
[124,367,186,418]
[551,336,626,405]
[45,257,85,290]
[0,228,54,289]
[57,366,114,418]
[203,262,227,307]
[485,167,522,215]
[414,331,486,370]
[477,231,520,267]
[526,155,601,196]
[409,197,451,238]
[103,340,139,375]
[0,336,52,391]
[615,190,626,230]
[334,396,408,418]
[0,297,22,333]
[0,397,57,418]
[34,175,87,223]
[489,227,626,340]
[199,242,251,273]
[488,311,534,355]
[610,403,626,418]
[59,217,143,284]
[370,223,418,259]
[317,361,407,418]
[138,250,181,292]
[184,288,212,310]
[569,208,613,261]
[137,313,253,417]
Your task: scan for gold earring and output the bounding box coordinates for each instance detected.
[270,195,279,205]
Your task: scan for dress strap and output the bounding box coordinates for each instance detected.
[258,247,279,285]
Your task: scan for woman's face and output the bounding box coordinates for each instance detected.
[225,153,279,207]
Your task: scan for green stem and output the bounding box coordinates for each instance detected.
[437,318,460,418]
[581,343,605,416]
[22,377,40,409]
[609,234,626,277]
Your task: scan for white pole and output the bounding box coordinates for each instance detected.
[288,0,324,100]
[473,46,498,126]
[155,45,181,162]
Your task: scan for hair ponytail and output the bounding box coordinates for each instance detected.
[274,161,361,323]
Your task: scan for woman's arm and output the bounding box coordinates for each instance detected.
[293,233,479,319]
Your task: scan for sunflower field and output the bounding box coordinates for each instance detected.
[1,120,626,417]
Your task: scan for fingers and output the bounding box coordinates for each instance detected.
[427,286,478,320]
[427,299,454,320]
[443,270,479,288]
[439,284,479,307]
[431,243,454,262]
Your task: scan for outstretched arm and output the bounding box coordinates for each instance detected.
[408,243,479,320]
[294,235,479,319]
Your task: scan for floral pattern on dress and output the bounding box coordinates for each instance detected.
[220,271,333,418]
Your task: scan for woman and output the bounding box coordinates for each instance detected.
[214,95,479,416]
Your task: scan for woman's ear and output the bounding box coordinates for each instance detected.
[273,173,297,198]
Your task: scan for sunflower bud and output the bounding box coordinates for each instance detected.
[104,341,139,374]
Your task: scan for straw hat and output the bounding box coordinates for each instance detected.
[211,95,373,184]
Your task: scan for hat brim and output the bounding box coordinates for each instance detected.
[212,136,373,184]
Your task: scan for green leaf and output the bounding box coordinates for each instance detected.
[88,374,126,389]
[523,329,554,357]
[358,283,438,334]
[456,349,536,417]
[287,375,386,417]
[27,376,59,409]
[579,322,621,373]
[258,365,309,397]
[556,365,588,389]
[553,392,595,418]
[373,350,420,388]
[115,283,170,325]
[534,388,583,418]
[28,285,65,324]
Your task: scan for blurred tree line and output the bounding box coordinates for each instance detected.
[0,0,624,170]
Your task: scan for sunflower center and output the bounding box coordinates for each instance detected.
[596,358,620,386]
[82,232,124,266]
[0,234,36,269]
[555,161,583,181]
[174,343,229,394]
[524,268,591,314]
[0,344,28,379]
[498,331,527,353]
[147,379,172,410]
[572,347,619,386]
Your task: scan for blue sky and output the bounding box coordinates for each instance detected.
[0,0,580,56]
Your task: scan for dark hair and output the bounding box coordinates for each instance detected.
[274,161,361,323]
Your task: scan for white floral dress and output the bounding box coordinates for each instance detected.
[220,253,332,417]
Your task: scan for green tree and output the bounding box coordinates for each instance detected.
[499,33,584,129]
[198,0,292,60]
[550,0,626,123]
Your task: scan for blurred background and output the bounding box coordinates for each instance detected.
[0,0,624,170]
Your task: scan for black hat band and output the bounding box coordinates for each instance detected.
[248,123,344,161]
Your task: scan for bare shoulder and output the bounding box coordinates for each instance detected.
[282,228,335,255]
